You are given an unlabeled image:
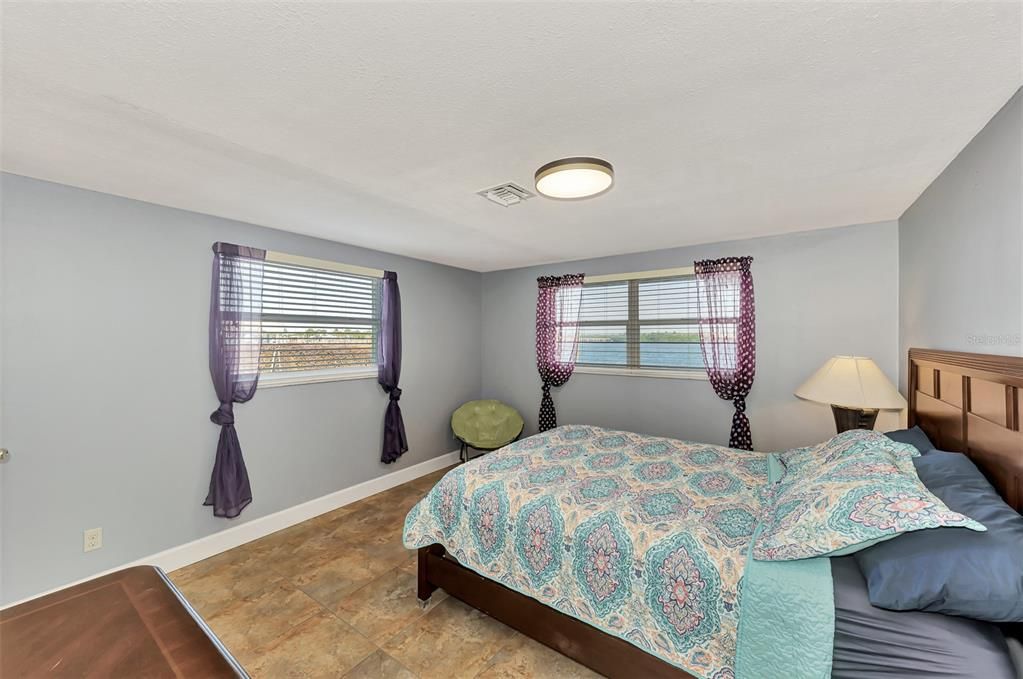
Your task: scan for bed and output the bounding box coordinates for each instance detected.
[404,348,1023,678]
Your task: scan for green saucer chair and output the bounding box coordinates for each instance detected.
[451,400,525,463]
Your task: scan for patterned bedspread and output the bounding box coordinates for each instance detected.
[403,425,773,679]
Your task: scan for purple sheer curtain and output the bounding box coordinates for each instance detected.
[695,256,756,450]
[378,271,408,463]
[207,242,265,518]
[535,274,584,432]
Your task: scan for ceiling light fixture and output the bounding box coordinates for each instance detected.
[534,157,614,200]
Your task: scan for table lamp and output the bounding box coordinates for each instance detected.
[795,356,907,432]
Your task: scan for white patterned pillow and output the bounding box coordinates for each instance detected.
[754,430,985,561]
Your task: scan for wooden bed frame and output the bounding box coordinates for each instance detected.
[417,348,1023,678]
[908,348,1023,512]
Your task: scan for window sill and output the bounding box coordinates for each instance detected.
[574,365,708,380]
[259,366,378,388]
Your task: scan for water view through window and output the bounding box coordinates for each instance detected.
[563,274,736,371]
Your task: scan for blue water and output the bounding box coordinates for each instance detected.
[577,342,704,369]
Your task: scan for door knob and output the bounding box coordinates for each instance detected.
[0,448,9,462]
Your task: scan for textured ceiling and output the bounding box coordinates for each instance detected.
[2,2,1020,271]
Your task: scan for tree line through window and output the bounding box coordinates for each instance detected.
[259,259,379,374]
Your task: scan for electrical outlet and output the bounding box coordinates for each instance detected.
[83,527,102,552]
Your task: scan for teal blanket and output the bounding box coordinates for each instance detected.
[735,454,835,679]
[403,427,836,678]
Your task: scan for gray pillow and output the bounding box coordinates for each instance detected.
[832,556,1015,679]
[884,426,935,455]
[854,451,1023,622]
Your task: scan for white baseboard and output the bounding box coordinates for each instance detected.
[2,450,459,610]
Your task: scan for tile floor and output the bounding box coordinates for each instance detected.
[170,467,601,678]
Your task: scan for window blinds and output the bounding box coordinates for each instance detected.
[571,274,713,370]
[259,259,380,374]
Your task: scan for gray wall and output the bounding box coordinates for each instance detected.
[481,221,902,453]
[0,173,482,604]
[899,88,1023,389]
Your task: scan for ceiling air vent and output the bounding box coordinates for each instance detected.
[477,182,535,207]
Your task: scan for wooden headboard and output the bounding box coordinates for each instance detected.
[908,348,1023,512]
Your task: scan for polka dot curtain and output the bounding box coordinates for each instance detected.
[535,274,585,432]
[694,257,756,450]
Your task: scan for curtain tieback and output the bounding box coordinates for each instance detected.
[733,397,746,413]
[541,382,552,396]
[210,402,235,426]
[388,387,403,402]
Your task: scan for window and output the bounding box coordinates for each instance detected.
[572,269,712,377]
[259,257,380,385]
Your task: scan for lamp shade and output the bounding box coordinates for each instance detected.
[795,356,907,410]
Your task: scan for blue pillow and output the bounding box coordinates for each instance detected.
[854,451,1023,622]
[884,426,935,455]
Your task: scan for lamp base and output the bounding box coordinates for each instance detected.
[831,405,879,433]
